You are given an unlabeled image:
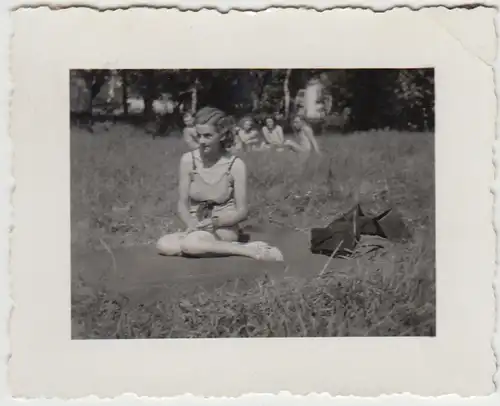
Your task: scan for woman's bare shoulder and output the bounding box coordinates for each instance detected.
[304,125,314,135]
[180,151,195,165]
[228,154,246,172]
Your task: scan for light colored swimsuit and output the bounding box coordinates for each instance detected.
[238,129,260,149]
[262,125,284,146]
[295,126,314,151]
[188,151,240,233]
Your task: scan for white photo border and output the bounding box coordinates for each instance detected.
[7,6,498,399]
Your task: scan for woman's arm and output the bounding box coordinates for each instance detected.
[183,128,199,151]
[212,158,249,228]
[231,132,243,151]
[276,125,285,145]
[261,127,272,144]
[285,138,309,153]
[243,129,259,145]
[177,153,198,229]
[251,129,260,143]
[237,129,248,144]
[285,128,311,153]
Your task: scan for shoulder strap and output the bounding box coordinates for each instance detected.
[191,151,196,171]
[227,156,238,173]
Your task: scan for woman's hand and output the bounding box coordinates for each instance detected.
[211,215,227,229]
[196,218,214,231]
[185,219,200,233]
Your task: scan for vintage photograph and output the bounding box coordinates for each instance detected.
[10,6,496,398]
[70,68,435,339]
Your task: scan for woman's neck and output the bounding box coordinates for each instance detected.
[199,149,224,166]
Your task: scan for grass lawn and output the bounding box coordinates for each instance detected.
[71,124,435,338]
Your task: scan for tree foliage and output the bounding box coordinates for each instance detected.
[70,68,434,134]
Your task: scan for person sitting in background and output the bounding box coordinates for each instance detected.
[284,115,321,155]
[156,106,283,261]
[229,124,242,152]
[182,112,199,151]
[261,116,285,150]
[237,117,261,151]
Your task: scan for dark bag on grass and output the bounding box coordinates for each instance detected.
[372,208,411,242]
[310,204,409,258]
[310,204,365,257]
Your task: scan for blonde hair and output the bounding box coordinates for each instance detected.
[240,116,254,128]
[195,107,236,149]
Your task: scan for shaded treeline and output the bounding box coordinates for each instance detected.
[70,69,434,135]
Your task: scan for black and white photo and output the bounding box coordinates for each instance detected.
[70,68,436,338]
[9,7,496,398]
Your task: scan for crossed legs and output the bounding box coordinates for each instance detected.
[156,229,283,261]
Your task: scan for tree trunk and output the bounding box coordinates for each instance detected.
[84,72,93,116]
[143,71,156,121]
[191,82,197,114]
[107,70,117,103]
[283,68,291,119]
[121,70,129,116]
[251,91,259,111]
[257,71,271,110]
[90,70,107,101]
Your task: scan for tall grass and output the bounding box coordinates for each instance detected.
[71,124,435,338]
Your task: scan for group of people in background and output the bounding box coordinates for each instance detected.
[182,111,321,155]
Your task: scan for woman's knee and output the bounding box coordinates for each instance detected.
[156,232,185,256]
[180,231,215,256]
[214,227,239,242]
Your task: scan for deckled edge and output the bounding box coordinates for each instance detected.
[1,0,13,403]
[6,0,500,13]
[492,6,499,396]
[2,3,500,404]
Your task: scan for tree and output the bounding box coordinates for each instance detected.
[120,70,129,116]
[283,69,292,119]
[393,68,434,131]
[142,70,157,120]
[70,68,435,134]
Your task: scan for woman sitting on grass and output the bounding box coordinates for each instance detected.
[261,116,285,151]
[156,106,284,261]
[182,112,199,151]
[284,115,321,155]
[236,117,261,151]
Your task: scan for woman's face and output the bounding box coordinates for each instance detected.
[196,125,222,155]
[183,114,194,127]
[293,117,303,131]
[265,118,274,129]
[242,119,252,131]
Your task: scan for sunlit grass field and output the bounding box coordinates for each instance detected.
[71,124,435,338]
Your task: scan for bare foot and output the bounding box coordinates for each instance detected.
[245,241,284,262]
